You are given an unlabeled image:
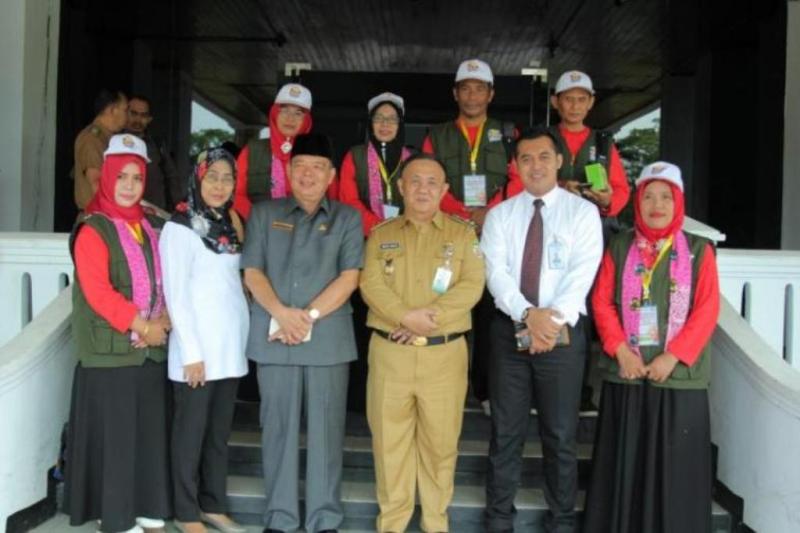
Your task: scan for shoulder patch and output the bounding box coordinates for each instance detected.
[370,217,399,232]
[446,214,473,227]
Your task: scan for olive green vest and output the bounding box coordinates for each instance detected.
[550,126,612,182]
[70,215,167,368]
[351,143,404,211]
[596,229,713,389]
[428,118,510,202]
[246,138,274,204]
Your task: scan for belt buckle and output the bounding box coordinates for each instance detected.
[412,336,428,347]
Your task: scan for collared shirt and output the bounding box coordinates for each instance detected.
[480,185,603,325]
[240,196,364,365]
[73,121,112,209]
[360,211,485,335]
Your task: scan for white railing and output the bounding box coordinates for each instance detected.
[710,299,800,533]
[0,289,75,533]
[717,249,800,369]
[0,233,72,347]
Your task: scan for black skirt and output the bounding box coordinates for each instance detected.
[583,381,712,533]
[64,360,172,532]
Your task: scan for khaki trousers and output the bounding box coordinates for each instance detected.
[367,333,468,533]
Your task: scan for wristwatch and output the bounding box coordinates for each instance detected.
[308,308,321,321]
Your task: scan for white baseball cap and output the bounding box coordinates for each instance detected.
[554,70,595,95]
[455,59,494,84]
[104,133,150,162]
[636,161,683,191]
[367,92,405,115]
[275,83,312,110]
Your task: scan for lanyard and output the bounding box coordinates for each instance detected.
[458,120,485,173]
[377,157,401,203]
[641,236,673,302]
[126,222,144,245]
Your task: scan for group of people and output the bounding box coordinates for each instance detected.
[64,57,720,533]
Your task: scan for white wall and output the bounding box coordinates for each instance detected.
[0,0,60,232]
[711,301,800,533]
[0,290,75,533]
[782,3,800,250]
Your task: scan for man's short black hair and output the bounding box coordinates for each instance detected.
[93,89,126,116]
[128,93,152,108]
[514,126,562,157]
[398,152,448,181]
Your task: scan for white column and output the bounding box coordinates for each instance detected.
[0,0,60,232]
[783,3,800,250]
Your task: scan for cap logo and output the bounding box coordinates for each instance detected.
[289,86,302,97]
[122,135,135,148]
[651,164,667,174]
[569,72,582,82]
[467,61,480,72]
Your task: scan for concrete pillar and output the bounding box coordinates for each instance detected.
[782,3,800,250]
[0,0,60,232]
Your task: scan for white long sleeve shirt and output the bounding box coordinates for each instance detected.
[160,221,249,382]
[480,186,603,326]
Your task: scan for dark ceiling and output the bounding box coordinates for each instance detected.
[169,0,665,128]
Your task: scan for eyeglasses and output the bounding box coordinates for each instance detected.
[372,114,400,125]
[204,173,235,187]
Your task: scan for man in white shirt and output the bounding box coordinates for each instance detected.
[480,126,603,533]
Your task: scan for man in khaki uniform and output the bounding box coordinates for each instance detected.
[73,89,129,209]
[360,153,485,533]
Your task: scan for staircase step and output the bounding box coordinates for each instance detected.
[225,474,732,532]
[232,402,598,443]
[228,431,594,484]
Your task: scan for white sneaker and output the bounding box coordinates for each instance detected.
[135,516,165,529]
[481,399,492,417]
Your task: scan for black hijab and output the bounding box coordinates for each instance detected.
[368,100,405,174]
[171,147,242,254]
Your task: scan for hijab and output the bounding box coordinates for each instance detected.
[368,100,405,174]
[269,103,313,164]
[84,154,147,222]
[172,147,242,254]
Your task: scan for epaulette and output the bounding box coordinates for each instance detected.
[370,217,400,233]
[446,213,476,229]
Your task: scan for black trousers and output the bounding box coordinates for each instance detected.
[468,288,496,402]
[485,313,586,533]
[171,377,240,521]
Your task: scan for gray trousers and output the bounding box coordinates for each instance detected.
[256,363,349,533]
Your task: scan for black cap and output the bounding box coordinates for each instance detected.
[291,133,334,162]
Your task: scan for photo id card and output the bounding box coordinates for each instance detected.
[638,305,660,346]
[432,266,453,294]
[463,174,487,207]
[383,204,400,219]
[548,240,566,270]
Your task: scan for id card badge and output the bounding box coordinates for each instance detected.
[432,266,453,294]
[463,174,487,207]
[383,204,400,219]
[548,239,566,270]
[638,305,660,346]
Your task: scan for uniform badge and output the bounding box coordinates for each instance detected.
[472,239,483,257]
[384,258,395,275]
[487,129,502,143]
[589,145,597,162]
[289,85,302,97]
[318,223,328,232]
[122,135,135,148]
[281,141,292,154]
[380,242,400,250]
[442,242,455,263]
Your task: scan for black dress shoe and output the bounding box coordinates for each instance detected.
[318,530,338,533]
[263,529,283,533]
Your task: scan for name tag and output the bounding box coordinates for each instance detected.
[548,240,566,270]
[432,266,453,294]
[463,174,487,207]
[638,305,660,346]
[272,221,294,231]
[383,204,400,219]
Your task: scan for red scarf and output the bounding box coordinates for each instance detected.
[268,103,313,164]
[633,179,685,268]
[84,154,147,223]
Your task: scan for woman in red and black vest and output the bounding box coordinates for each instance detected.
[65,134,172,533]
[338,92,413,236]
[584,162,720,533]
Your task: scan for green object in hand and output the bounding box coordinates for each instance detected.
[584,163,608,191]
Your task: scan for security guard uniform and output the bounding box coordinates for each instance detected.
[360,211,485,532]
[73,121,112,209]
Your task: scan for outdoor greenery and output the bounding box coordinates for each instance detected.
[189,128,234,161]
